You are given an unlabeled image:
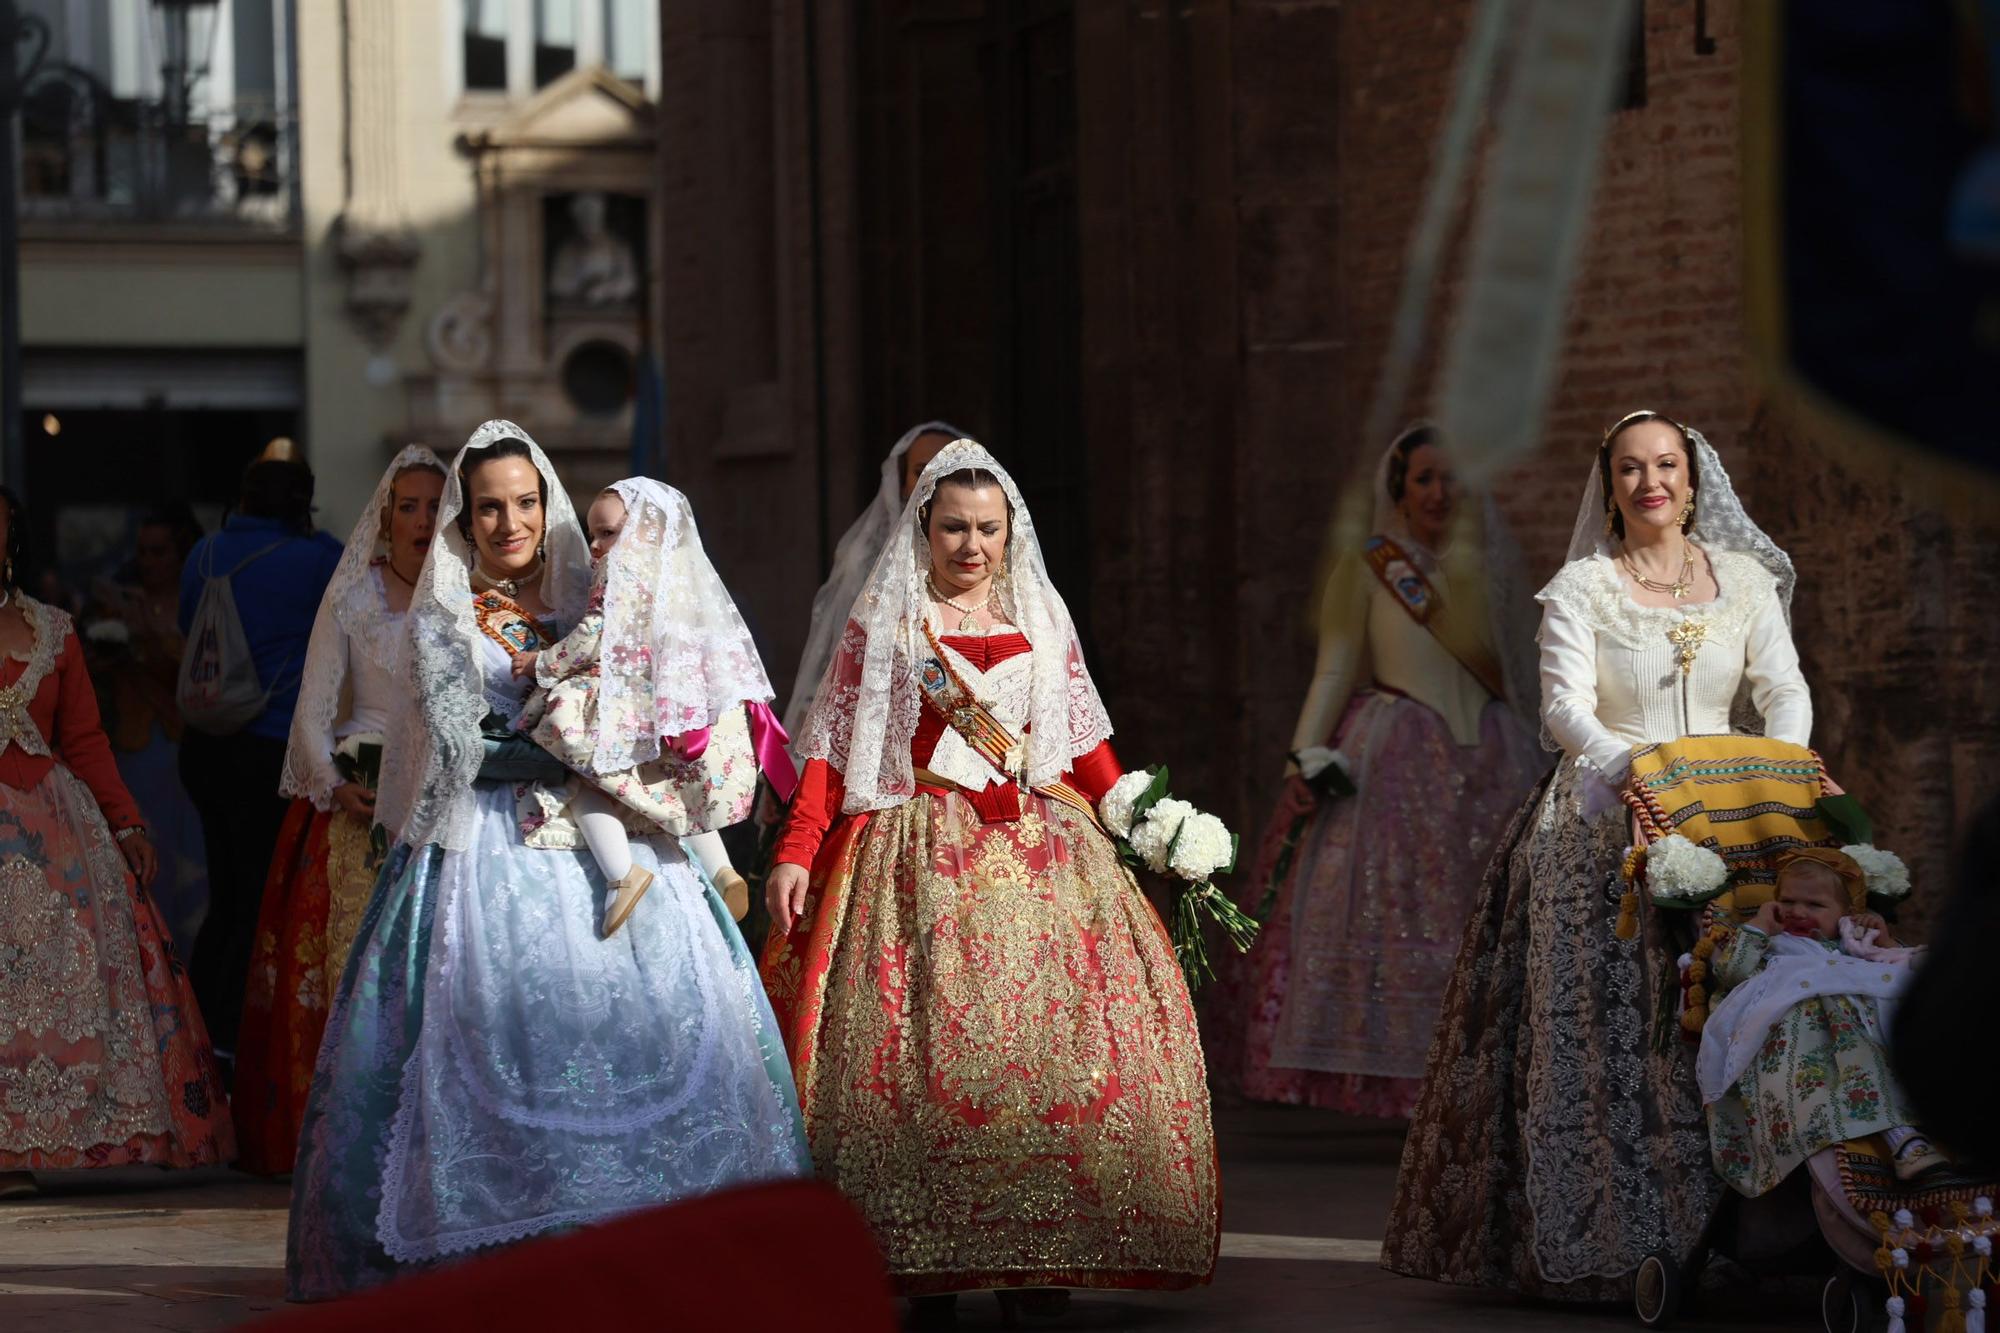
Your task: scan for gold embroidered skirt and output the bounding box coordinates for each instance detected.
[761,790,1219,1295]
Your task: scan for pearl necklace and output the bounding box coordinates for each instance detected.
[928,575,992,632]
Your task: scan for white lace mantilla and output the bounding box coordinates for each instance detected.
[282,445,443,808]
[796,438,1113,815]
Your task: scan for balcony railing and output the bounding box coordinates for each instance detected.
[17,67,296,230]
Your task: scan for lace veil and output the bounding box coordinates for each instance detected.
[795,437,1112,814]
[375,421,592,850]
[781,419,968,744]
[280,444,445,808]
[1559,417,1796,614]
[590,476,775,774]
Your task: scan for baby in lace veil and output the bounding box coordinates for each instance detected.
[512,478,793,934]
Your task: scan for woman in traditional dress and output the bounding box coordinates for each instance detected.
[1213,425,1544,1118]
[1382,412,1813,1299]
[779,420,966,747]
[0,486,234,1199]
[231,446,444,1176]
[285,423,808,1299]
[761,438,1219,1319]
[84,504,208,957]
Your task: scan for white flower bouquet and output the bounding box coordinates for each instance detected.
[1099,765,1253,989]
[1640,833,1730,907]
[1842,842,1911,902]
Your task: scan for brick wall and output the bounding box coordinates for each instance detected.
[1076,0,1996,930]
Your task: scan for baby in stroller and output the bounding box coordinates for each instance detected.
[1697,846,1948,1198]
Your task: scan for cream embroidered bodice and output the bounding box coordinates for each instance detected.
[1365,578,1494,747]
[1535,549,1812,781]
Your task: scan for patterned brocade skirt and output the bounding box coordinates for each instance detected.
[1211,691,1543,1118]
[232,798,380,1176]
[0,765,234,1170]
[760,790,1220,1296]
[1381,760,1720,1300]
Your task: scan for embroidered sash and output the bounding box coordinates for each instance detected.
[916,621,1101,827]
[471,590,554,655]
[1362,534,1507,701]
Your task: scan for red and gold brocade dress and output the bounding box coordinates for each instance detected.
[0,596,234,1170]
[760,614,1220,1296]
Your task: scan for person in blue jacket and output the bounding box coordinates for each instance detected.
[177,457,341,1068]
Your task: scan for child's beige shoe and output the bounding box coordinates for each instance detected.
[714,868,750,922]
[604,865,655,938]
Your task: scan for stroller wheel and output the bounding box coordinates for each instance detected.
[1820,1269,1881,1333]
[1634,1250,1683,1327]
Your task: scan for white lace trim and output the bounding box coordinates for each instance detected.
[375,423,593,851]
[923,627,1036,792]
[282,445,442,807]
[795,438,1114,815]
[0,599,68,760]
[587,478,774,775]
[1535,549,1776,651]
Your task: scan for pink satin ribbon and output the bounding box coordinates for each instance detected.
[669,700,800,803]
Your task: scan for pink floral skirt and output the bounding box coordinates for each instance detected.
[0,765,234,1169]
[1210,690,1543,1118]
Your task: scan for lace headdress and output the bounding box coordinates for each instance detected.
[1561,413,1796,616]
[589,476,775,774]
[795,437,1113,815]
[375,421,592,850]
[280,444,444,807]
[781,419,968,745]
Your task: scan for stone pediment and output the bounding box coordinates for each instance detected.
[472,67,656,151]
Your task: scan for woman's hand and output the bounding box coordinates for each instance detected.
[766,862,811,934]
[511,649,540,680]
[332,783,377,819]
[119,831,158,887]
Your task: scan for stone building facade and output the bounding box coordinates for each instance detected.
[656,0,1998,930]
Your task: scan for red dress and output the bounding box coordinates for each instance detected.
[760,628,1219,1296]
[0,597,234,1169]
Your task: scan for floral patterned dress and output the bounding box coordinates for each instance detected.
[0,596,234,1170]
[516,593,762,841]
[1702,927,1916,1198]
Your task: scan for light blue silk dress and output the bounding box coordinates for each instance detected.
[285,628,808,1300]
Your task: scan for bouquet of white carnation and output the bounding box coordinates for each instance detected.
[1642,833,1730,906]
[1098,765,1253,989]
[1842,843,1911,902]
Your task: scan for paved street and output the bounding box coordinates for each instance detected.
[1,1106,1843,1331]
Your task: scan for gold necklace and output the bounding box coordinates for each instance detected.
[472,558,542,600]
[928,575,992,632]
[1622,542,1695,601]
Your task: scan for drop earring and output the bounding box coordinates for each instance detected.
[1678,491,1696,530]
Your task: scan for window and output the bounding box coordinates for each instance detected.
[602,0,648,85]
[456,0,654,99]
[464,0,509,91]
[535,0,577,88]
